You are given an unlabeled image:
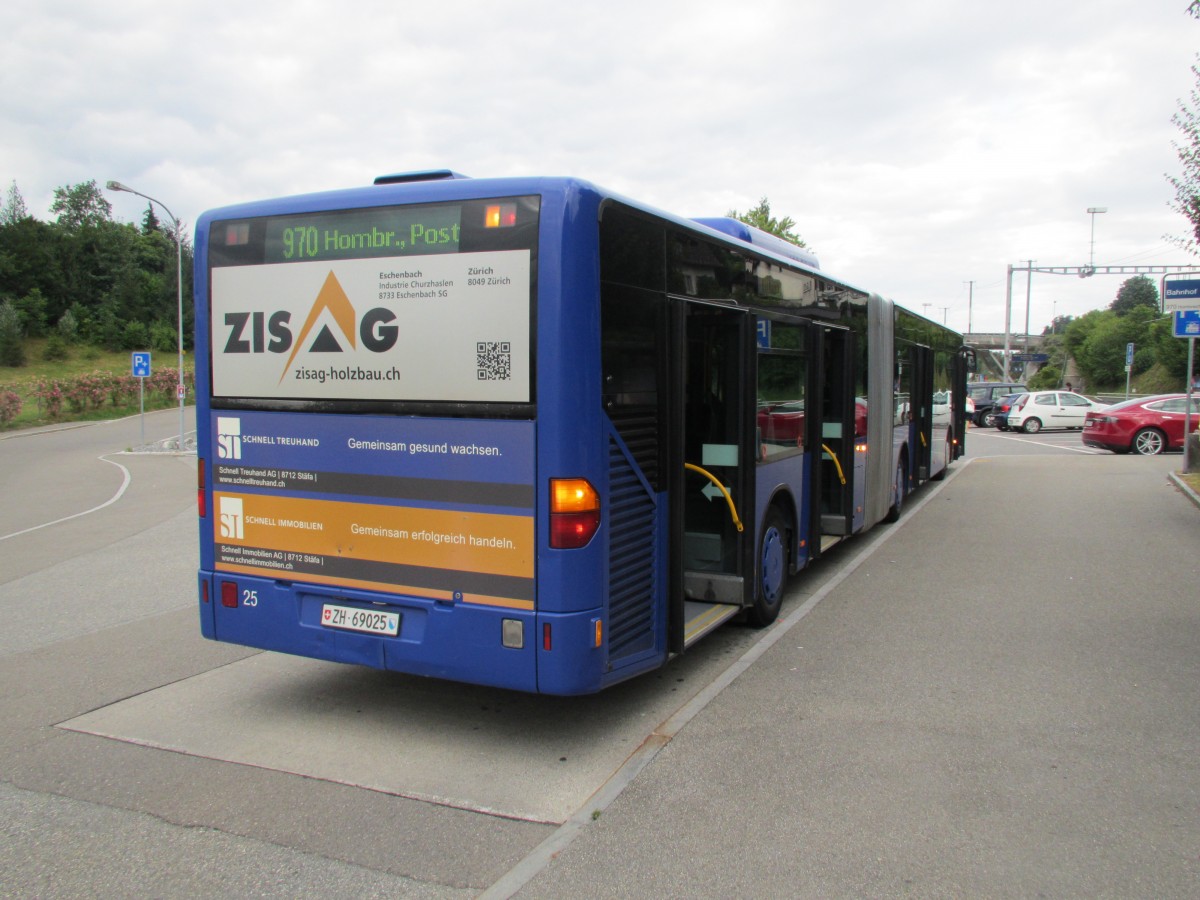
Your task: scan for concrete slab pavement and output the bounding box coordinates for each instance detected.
[509,454,1200,897]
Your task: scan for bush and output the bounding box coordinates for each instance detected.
[63,371,113,413]
[30,379,64,417]
[56,310,79,344]
[0,390,21,426]
[120,321,151,351]
[1028,365,1062,390]
[42,333,70,361]
[150,320,177,353]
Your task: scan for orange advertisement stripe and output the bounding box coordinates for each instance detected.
[215,491,533,578]
[213,561,535,611]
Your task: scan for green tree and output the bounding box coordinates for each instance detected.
[0,300,26,367]
[0,216,65,314]
[141,203,162,235]
[1146,311,1190,379]
[56,309,79,343]
[727,197,807,247]
[50,180,112,230]
[1066,306,1164,387]
[0,181,29,226]
[1110,275,1159,316]
[12,288,49,338]
[1168,0,1200,256]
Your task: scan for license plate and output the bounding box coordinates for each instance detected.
[321,603,400,636]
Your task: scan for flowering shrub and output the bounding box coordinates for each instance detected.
[9,366,195,424]
[30,380,64,418]
[0,390,21,426]
[147,367,195,402]
[109,373,139,406]
[63,371,112,413]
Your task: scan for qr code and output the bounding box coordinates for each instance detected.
[477,341,512,381]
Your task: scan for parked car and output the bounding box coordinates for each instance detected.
[1007,391,1107,433]
[991,392,1026,431]
[1082,393,1200,455]
[967,382,1027,427]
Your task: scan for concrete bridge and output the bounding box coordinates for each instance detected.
[964,332,1047,350]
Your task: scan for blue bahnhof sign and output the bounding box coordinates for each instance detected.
[1163,278,1200,312]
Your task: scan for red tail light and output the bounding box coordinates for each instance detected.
[550,478,600,549]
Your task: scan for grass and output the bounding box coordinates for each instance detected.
[0,338,193,431]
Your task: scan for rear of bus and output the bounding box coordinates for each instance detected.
[194,174,625,694]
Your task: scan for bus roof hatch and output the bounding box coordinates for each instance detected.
[373,170,470,185]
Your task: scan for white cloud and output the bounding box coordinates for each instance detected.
[2,0,1197,334]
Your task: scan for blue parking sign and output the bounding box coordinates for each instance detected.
[132,352,151,378]
[1174,309,1200,338]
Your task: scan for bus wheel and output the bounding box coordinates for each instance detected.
[884,458,906,523]
[748,506,789,627]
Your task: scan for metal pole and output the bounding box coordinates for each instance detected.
[1186,336,1195,473]
[175,218,184,451]
[1023,260,1034,352]
[105,182,186,452]
[1003,265,1014,381]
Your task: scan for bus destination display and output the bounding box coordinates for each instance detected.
[261,205,463,263]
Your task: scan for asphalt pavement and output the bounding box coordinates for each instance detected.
[1,414,1198,898]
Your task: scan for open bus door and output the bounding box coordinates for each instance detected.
[670,300,755,652]
[912,344,934,481]
[812,324,856,550]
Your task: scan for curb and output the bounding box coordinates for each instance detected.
[1168,471,1200,511]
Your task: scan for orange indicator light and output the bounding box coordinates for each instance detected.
[549,478,600,549]
[484,203,518,228]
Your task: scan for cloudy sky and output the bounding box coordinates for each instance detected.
[2,0,1197,334]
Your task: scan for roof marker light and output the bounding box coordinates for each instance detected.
[485,203,518,228]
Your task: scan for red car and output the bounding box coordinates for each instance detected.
[1082,393,1200,455]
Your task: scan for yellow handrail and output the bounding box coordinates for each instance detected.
[821,444,847,485]
[683,463,744,532]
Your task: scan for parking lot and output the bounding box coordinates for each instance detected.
[2,410,1199,897]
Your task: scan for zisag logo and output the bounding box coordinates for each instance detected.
[217,417,242,460]
[221,270,398,383]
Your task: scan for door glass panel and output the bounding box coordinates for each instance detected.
[820,328,852,527]
[682,308,746,592]
[757,341,806,458]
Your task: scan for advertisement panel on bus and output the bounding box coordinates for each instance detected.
[211,410,535,610]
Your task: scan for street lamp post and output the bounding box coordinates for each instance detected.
[106,181,186,452]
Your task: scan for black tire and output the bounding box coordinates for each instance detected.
[1022,417,1042,434]
[884,458,906,523]
[747,505,789,627]
[982,411,997,428]
[1132,428,1166,455]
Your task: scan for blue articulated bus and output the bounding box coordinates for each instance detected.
[195,171,969,695]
